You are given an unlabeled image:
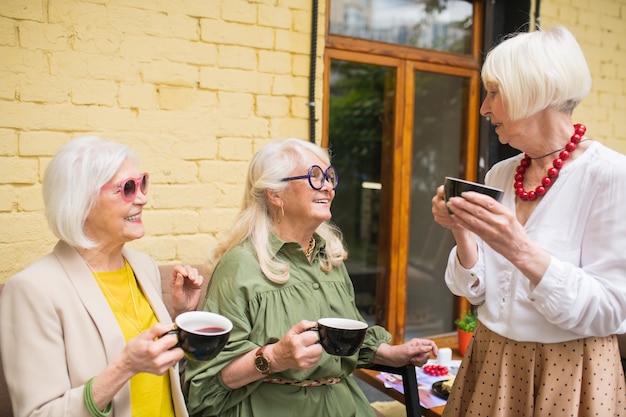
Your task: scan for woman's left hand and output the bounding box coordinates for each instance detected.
[170,265,204,316]
[373,338,438,368]
[447,191,550,285]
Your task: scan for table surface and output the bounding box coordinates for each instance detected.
[354,332,461,417]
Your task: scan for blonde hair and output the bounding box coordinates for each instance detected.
[481,25,591,120]
[207,138,347,284]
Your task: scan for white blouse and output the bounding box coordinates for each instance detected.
[446,141,626,343]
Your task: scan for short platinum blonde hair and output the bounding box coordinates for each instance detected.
[481,25,591,121]
[43,135,137,249]
[208,138,347,284]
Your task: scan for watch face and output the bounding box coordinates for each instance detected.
[255,355,270,373]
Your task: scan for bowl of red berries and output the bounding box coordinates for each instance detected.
[422,364,449,377]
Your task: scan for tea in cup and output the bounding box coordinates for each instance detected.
[170,311,232,361]
[317,317,368,356]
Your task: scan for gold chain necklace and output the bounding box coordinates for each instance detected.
[87,260,144,335]
[304,237,316,258]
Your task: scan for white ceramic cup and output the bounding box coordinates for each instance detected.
[438,347,452,366]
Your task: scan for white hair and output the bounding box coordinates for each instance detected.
[481,25,591,120]
[43,136,137,249]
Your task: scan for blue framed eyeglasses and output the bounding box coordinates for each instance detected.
[281,165,338,190]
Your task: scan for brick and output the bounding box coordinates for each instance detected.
[70,79,117,106]
[218,45,257,70]
[15,184,45,211]
[0,17,17,47]
[18,21,71,52]
[275,28,311,52]
[0,0,44,21]
[149,184,217,210]
[258,5,292,29]
[141,61,199,87]
[218,137,254,161]
[222,0,257,25]
[172,235,213,264]
[19,132,68,156]
[118,83,159,110]
[273,74,309,95]
[0,130,17,156]
[0,46,46,74]
[19,73,70,104]
[0,186,15,211]
[200,19,274,49]
[0,212,50,243]
[143,209,201,235]
[198,207,240,234]
[127,235,177,261]
[291,96,313,119]
[268,116,309,140]
[258,50,292,74]
[256,95,291,117]
[121,36,216,66]
[217,92,254,117]
[198,159,248,184]
[0,72,18,100]
[0,157,38,184]
[199,67,273,94]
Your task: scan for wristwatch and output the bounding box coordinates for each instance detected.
[254,345,271,375]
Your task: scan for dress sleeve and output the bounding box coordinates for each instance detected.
[444,244,486,306]
[184,247,264,416]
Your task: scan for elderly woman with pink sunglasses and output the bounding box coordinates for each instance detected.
[0,136,203,417]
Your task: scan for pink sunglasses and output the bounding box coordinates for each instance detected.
[101,173,149,202]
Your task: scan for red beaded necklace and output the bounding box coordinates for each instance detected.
[514,123,586,201]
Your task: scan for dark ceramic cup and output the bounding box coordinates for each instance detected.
[317,317,368,356]
[444,176,504,211]
[170,311,232,361]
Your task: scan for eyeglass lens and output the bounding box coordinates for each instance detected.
[122,174,148,200]
[309,166,338,190]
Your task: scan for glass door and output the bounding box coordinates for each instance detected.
[326,60,397,326]
[405,70,471,338]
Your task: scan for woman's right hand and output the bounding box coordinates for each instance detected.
[268,320,323,373]
[90,323,184,412]
[122,323,185,376]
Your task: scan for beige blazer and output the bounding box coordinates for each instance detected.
[0,241,189,417]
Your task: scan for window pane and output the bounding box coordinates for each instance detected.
[330,0,474,54]
[406,70,468,337]
[327,60,396,326]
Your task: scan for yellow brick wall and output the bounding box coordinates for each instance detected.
[0,0,326,281]
[0,0,624,282]
[540,0,626,152]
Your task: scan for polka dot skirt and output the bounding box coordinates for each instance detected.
[442,322,626,417]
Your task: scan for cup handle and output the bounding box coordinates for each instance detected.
[161,325,182,348]
[307,326,320,344]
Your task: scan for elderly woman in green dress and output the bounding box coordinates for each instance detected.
[185,138,438,417]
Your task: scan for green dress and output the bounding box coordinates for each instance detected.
[184,234,391,417]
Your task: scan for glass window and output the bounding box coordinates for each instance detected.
[329,0,474,54]
[406,70,469,337]
[327,60,396,325]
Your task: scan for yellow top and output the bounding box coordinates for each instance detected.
[93,261,175,417]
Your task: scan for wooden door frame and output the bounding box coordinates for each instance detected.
[322,0,484,342]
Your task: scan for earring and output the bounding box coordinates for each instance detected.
[281,204,285,217]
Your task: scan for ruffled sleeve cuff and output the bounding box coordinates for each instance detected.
[358,325,392,367]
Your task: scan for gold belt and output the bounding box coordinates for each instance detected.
[263,377,342,387]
